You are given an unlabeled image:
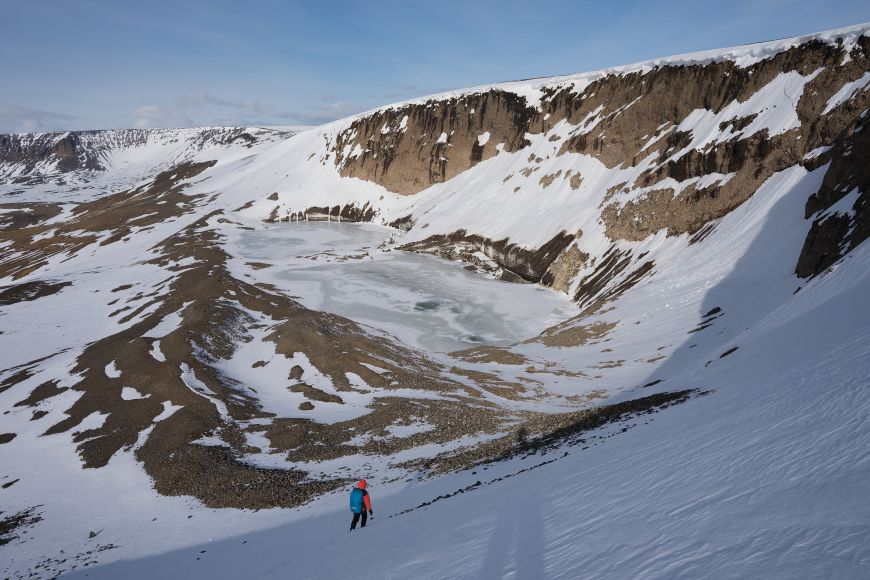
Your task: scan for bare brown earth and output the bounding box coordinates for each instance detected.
[0,202,62,229]
[399,389,706,476]
[528,319,618,348]
[389,390,706,518]
[0,280,71,306]
[449,346,529,365]
[0,160,216,280]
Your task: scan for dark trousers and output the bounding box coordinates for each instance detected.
[350,511,367,530]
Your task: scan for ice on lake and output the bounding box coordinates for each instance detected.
[232,222,577,352]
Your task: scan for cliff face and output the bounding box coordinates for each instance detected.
[332,90,537,195]
[0,132,108,177]
[796,106,870,277]
[328,31,870,285]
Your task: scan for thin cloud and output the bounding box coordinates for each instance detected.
[3,95,370,133]
[173,92,361,126]
[0,104,79,133]
[175,93,267,114]
[297,101,366,125]
[132,105,193,129]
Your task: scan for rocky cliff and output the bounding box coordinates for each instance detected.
[326,27,870,285]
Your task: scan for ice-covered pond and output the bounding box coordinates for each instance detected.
[232,222,577,352]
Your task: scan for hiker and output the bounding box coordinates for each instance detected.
[349,479,373,531]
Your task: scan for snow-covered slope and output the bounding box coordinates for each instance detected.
[0,127,294,203]
[1,22,870,579]
[63,242,870,578]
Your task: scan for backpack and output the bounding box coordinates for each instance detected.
[349,488,364,513]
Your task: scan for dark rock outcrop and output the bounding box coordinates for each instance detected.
[401,230,575,283]
[333,90,537,194]
[0,132,106,177]
[796,107,870,277]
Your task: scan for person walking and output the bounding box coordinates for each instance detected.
[349,479,373,531]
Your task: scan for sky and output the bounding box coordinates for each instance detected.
[2,0,869,133]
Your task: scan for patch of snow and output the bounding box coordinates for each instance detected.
[672,69,823,162]
[823,71,870,114]
[144,303,190,338]
[104,360,121,379]
[153,400,183,422]
[804,145,833,160]
[120,386,150,401]
[385,420,435,438]
[150,340,166,362]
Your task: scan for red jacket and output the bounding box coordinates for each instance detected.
[357,479,372,512]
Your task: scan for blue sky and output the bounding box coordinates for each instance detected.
[2,0,869,132]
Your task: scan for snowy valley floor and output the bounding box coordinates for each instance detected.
[66,265,870,579]
[4,238,869,579]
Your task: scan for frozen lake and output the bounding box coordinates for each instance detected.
[232,222,577,352]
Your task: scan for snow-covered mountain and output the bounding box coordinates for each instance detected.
[1,23,869,579]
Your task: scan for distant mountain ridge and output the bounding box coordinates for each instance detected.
[0,127,292,184]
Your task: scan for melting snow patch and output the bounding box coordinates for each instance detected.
[31,228,58,242]
[75,411,108,432]
[180,362,230,418]
[153,400,183,421]
[144,303,190,338]
[804,145,833,160]
[121,386,150,401]
[150,340,166,362]
[385,420,435,438]
[696,172,736,189]
[104,360,121,379]
[360,362,388,375]
[579,105,605,131]
[477,132,491,146]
